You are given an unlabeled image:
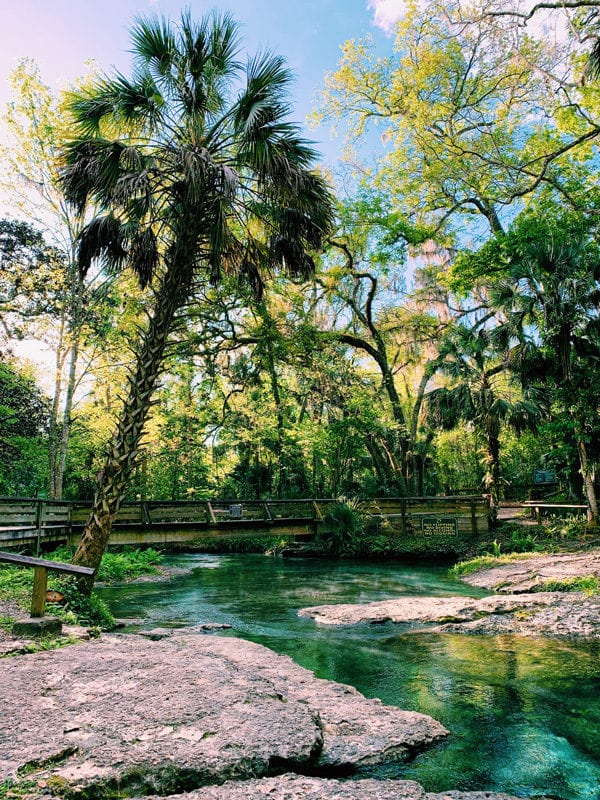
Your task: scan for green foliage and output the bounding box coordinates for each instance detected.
[316,498,397,557]
[316,498,367,556]
[50,545,162,582]
[432,428,482,493]
[0,562,113,630]
[0,546,163,630]
[0,218,64,333]
[97,548,162,582]
[0,360,50,495]
[0,563,33,607]
[198,536,283,554]
[536,576,599,595]
[54,576,114,630]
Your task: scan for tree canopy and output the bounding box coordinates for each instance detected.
[2,2,600,551]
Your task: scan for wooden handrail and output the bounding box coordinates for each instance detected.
[0,550,94,618]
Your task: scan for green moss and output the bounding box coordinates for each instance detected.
[536,575,600,595]
[0,777,40,800]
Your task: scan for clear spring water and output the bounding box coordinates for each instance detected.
[99,554,600,799]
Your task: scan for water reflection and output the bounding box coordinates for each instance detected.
[100,554,600,799]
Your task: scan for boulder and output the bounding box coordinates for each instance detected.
[0,634,447,797]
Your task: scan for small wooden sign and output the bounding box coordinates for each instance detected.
[421,516,458,536]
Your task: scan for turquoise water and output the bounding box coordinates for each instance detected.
[99,554,600,799]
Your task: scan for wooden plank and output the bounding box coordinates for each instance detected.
[0,551,94,576]
[522,503,587,509]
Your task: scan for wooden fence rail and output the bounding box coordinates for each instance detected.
[0,495,490,551]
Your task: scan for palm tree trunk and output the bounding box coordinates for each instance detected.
[72,261,191,592]
[484,429,501,526]
[577,438,598,527]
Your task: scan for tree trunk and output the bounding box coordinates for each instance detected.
[72,261,191,593]
[577,437,598,527]
[48,313,67,498]
[484,427,501,526]
[48,262,84,499]
[53,268,84,498]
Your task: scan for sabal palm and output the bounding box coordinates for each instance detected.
[61,11,334,586]
[493,235,600,524]
[426,323,545,520]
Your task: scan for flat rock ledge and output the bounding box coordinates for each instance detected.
[0,633,448,798]
[299,591,600,638]
[460,550,600,593]
[151,773,524,799]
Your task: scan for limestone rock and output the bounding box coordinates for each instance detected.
[298,594,561,628]
[299,555,600,639]
[460,550,600,593]
[142,773,524,799]
[0,634,447,797]
[11,616,62,637]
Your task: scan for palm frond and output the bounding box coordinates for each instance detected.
[61,139,126,214]
[62,9,333,297]
[234,51,293,138]
[131,15,177,74]
[69,74,162,136]
[129,227,159,288]
[77,214,128,278]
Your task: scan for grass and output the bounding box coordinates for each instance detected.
[535,575,600,595]
[449,552,545,578]
[49,545,163,582]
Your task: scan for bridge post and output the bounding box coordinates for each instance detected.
[206,502,217,523]
[34,500,44,556]
[470,500,478,535]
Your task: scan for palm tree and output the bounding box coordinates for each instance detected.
[426,322,546,523]
[493,232,600,526]
[60,11,334,590]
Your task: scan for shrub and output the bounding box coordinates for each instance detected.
[54,576,115,630]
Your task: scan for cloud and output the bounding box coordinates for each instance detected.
[367,0,406,34]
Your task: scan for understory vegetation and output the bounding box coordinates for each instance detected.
[0,547,163,630]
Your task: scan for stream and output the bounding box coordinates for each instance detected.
[99,553,600,799]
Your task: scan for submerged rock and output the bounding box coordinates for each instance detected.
[0,634,447,797]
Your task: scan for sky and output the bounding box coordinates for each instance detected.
[0,0,405,166]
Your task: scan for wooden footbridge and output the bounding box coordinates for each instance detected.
[0,495,489,552]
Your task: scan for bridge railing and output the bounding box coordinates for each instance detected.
[0,494,489,548]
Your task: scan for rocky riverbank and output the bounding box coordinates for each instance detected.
[3,551,597,798]
[299,550,600,638]
[1,631,525,800]
[0,629,540,799]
